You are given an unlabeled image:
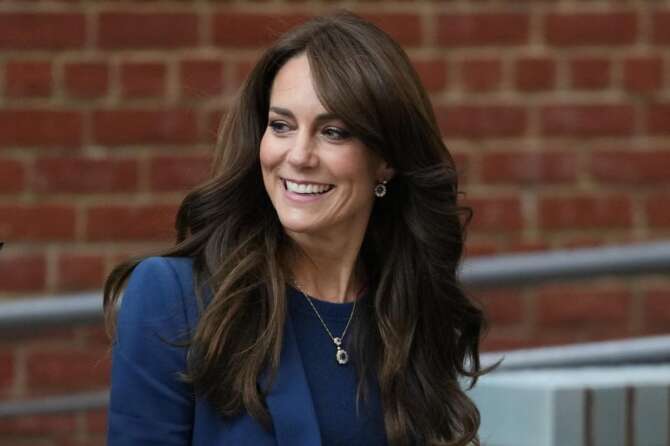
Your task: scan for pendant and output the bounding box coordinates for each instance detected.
[334,337,349,365]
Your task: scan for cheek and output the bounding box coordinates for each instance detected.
[259,134,278,172]
[346,154,381,190]
[327,148,376,185]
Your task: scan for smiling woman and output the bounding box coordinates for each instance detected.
[103,10,493,446]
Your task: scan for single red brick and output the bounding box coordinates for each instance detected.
[64,62,109,98]
[584,326,637,341]
[647,103,670,134]
[212,13,311,47]
[120,62,166,98]
[0,204,76,241]
[92,109,198,145]
[361,13,422,47]
[0,110,82,148]
[506,240,551,253]
[643,288,670,333]
[473,289,525,326]
[412,58,448,93]
[481,151,577,184]
[481,335,531,352]
[98,12,198,49]
[530,329,632,347]
[436,105,527,137]
[231,60,256,90]
[33,157,138,193]
[0,253,46,292]
[438,13,529,46]
[646,193,670,228]
[463,196,524,232]
[19,327,82,349]
[149,155,212,191]
[451,151,470,184]
[461,58,502,92]
[85,409,108,434]
[515,57,556,91]
[0,413,77,435]
[541,104,634,137]
[545,12,637,46]
[623,57,663,92]
[0,13,85,50]
[536,285,631,328]
[539,195,632,230]
[80,325,112,349]
[26,348,110,392]
[56,253,105,291]
[85,204,179,241]
[205,108,227,143]
[569,57,611,89]
[0,159,25,193]
[463,242,498,257]
[560,237,609,250]
[179,59,225,99]
[0,352,13,395]
[590,150,670,184]
[57,435,107,446]
[5,60,52,97]
[651,10,670,44]
[107,252,146,273]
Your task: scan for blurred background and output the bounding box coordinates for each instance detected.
[0,0,668,444]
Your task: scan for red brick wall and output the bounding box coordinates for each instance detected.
[0,1,669,444]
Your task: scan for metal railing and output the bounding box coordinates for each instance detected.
[458,240,670,288]
[481,334,670,371]
[1,240,669,417]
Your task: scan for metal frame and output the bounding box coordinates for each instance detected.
[458,240,670,288]
[1,240,669,417]
[481,334,670,371]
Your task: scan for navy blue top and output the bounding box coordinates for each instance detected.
[287,286,388,446]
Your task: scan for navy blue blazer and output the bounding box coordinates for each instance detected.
[107,256,323,445]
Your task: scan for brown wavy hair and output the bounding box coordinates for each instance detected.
[103,10,494,446]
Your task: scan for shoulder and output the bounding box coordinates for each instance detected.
[130,256,195,291]
[118,256,199,336]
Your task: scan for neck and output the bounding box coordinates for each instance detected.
[285,231,366,304]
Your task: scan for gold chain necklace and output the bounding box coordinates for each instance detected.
[292,283,360,365]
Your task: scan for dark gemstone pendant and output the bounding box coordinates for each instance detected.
[336,347,349,365]
[334,337,349,365]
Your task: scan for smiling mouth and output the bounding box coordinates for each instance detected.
[282,178,335,195]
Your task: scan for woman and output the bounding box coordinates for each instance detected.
[104,10,492,446]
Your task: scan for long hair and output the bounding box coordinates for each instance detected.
[103,11,493,446]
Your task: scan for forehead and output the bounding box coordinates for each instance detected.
[268,55,327,113]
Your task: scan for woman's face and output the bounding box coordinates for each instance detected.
[260,54,393,240]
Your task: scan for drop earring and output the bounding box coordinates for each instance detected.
[374,180,388,197]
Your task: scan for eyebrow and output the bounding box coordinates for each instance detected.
[268,106,340,124]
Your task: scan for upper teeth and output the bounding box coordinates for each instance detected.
[285,180,333,194]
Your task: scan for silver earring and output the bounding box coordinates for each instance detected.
[374,180,388,197]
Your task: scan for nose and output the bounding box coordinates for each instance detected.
[286,132,318,168]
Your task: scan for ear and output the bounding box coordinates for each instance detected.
[377,161,395,182]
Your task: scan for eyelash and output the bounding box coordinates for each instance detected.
[267,120,351,141]
[322,126,351,141]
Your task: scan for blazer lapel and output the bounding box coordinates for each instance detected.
[262,312,322,446]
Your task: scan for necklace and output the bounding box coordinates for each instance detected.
[292,283,360,365]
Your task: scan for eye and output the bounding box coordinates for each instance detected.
[268,120,291,134]
[322,126,351,141]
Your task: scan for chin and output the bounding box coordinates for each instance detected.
[279,222,320,236]
[276,212,326,236]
